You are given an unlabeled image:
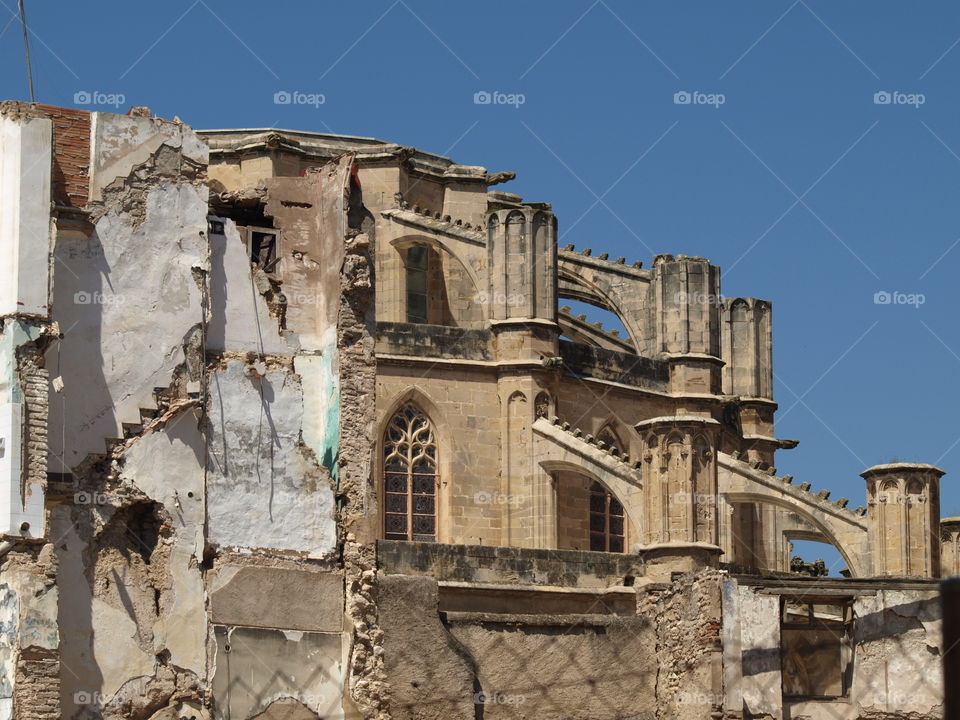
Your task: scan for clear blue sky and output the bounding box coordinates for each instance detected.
[4,1,960,572]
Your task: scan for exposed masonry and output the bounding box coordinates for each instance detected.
[6,544,59,720]
[17,339,52,521]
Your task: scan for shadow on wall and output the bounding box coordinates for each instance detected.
[46,225,112,474]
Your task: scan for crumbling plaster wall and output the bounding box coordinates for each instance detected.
[733,583,782,719]
[730,581,943,720]
[53,411,208,720]
[202,156,360,720]
[205,358,336,555]
[46,117,354,720]
[852,589,941,719]
[48,113,208,471]
[0,546,59,720]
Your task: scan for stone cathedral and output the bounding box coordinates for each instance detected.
[0,100,948,719]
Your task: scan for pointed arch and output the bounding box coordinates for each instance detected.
[378,388,451,542]
[382,402,439,542]
[596,419,627,455]
[390,235,486,326]
[542,460,639,554]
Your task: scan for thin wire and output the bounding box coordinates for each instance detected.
[17,0,34,102]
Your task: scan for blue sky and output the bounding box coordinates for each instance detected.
[4,1,960,571]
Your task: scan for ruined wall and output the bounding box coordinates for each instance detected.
[728,579,942,720]
[374,554,727,720]
[0,546,59,720]
[42,114,358,720]
[852,589,941,719]
[47,113,208,472]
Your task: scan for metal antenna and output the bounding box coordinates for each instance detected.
[17,0,34,102]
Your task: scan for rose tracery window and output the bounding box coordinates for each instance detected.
[383,404,437,542]
[589,481,625,552]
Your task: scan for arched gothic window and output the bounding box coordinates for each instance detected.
[383,404,438,541]
[589,481,625,552]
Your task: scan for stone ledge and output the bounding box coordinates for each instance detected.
[377,539,644,589]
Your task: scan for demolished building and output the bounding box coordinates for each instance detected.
[0,101,947,719]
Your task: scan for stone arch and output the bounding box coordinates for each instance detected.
[390,234,485,326]
[596,422,625,454]
[541,459,641,550]
[722,491,861,576]
[557,267,641,353]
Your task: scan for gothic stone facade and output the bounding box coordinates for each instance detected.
[0,102,947,720]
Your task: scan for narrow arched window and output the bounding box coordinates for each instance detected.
[589,481,625,552]
[405,245,429,323]
[383,404,437,541]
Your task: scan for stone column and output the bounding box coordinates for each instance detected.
[721,297,778,466]
[648,255,724,396]
[941,517,960,578]
[486,207,560,548]
[486,208,558,363]
[863,463,945,578]
[634,416,723,578]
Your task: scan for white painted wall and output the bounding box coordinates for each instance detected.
[206,360,337,556]
[48,181,208,470]
[207,217,290,356]
[0,319,45,536]
[89,112,207,201]
[0,115,52,317]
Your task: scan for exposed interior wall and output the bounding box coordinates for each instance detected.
[47,114,208,472]
[0,109,52,317]
[41,114,358,720]
[0,545,59,720]
[851,589,941,718]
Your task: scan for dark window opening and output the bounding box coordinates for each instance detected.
[781,598,853,699]
[589,481,625,552]
[406,245,428,324]
[250,229,279,271]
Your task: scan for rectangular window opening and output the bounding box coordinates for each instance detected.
[248,228,280,271]
[781,598,854,700]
